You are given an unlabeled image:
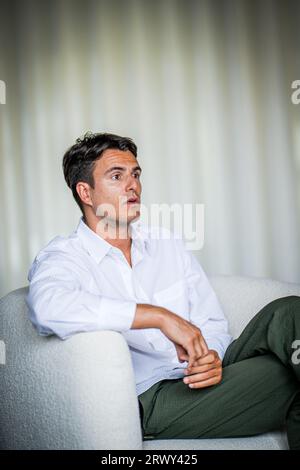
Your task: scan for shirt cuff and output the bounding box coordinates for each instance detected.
[99,297,137,332]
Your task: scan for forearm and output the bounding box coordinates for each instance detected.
[132,304,208,367]
[131,304,167,330]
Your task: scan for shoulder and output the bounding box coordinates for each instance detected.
[28,231,86,281]
[34,231,81,262]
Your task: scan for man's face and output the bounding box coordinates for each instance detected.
[87,148,142,227]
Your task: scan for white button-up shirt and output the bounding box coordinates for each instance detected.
[27,217,233,396]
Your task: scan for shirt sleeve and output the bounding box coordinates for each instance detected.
[178,241,233,361]
[26,252,137,340]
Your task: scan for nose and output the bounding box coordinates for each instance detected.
[125,173,140,194]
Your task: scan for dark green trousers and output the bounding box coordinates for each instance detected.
[138,296,300,449]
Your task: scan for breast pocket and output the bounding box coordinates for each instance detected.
[144,279,189,352]
[153,279,188,317]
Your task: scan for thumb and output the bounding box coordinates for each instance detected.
[175,343,189,363]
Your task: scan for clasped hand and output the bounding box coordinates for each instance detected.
[182,350,223,389]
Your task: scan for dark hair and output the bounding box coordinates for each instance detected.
[62,132,138,212]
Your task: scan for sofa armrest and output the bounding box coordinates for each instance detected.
[210,274,300,338]
[0,287,143,449]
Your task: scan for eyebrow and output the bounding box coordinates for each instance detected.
[104,165,142,175]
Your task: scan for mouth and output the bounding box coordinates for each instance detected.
[126,197,140,204]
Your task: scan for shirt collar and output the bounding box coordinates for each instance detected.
[75,216,149,264]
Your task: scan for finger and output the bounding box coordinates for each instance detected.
[187,375,222,389]
[185,362,218,375]
[184,368,221,385]
[187,352,222,373]
[200,336,209,356]
[194,337,204,362]
[175,344,189,362]
[181,354,190,363]
[193,351,216,367]
[194,336,206,360]
[186,342,198,369]
[180,353,190,363]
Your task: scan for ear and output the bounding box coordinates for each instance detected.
[76,182,93,207]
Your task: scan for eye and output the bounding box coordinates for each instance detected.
[133,172,141,179]
[111,173,121,180]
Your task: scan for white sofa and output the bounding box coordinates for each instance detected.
[0,275,299,450]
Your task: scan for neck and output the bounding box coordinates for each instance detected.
[83,212,132,252]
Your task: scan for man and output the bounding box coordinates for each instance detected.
[27,132,300,449]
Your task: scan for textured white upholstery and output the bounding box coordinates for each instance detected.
[0,275,299,450]
[210,275,300,340]
[0,289,142,450]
